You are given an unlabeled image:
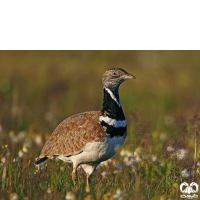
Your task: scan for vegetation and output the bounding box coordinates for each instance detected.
[0,51,200,199]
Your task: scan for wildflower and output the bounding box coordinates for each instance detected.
[18,150,24,158]
[6,151,11,157]
[10,193,19,200]
[101,171,107,178]
[33,168,39,174]
[120,149,126,156]
[176,149,187,160]
[120,149,133,157]
[160,162,165,167]
[159,132,167,140]
[9,131,18,143]
[35,135,43,146]
[126,151,134,157]
[13,158,20,163]
[113,188,123,199]
[123,157,134,166]
[17,131,26,140]
[133,151,139,157]
[22,145,28,153]
[135,147,142,154]
[65,191,76,200]
[47,188,52,194]
[181,169,190,178]
[167,146,175,152]
[1,157,6,164]
[135,155,142,162]
[197,162,200,167]
[151,155,157,162]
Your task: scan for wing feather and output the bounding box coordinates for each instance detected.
[39,111,106,158]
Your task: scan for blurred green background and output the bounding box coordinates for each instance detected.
[0,50,200,134]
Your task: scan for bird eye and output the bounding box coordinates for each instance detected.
[112,71,116,75]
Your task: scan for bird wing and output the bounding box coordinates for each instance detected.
[39,111,106,158]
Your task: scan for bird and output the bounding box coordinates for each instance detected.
[35,68,135,187]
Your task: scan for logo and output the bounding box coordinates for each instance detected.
[180,182,198,199]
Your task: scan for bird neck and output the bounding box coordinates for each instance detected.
[99,87,127,138]
[101,87,125,120]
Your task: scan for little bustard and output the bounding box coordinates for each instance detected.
[35,68,135,186]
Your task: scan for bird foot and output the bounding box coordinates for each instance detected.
[85,184,90,193]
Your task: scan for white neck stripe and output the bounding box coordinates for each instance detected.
[104,87,121,107]
[99,116,126,128]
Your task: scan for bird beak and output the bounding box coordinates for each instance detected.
[123,72,136,80]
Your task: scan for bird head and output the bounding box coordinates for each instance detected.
[102,68,135,91]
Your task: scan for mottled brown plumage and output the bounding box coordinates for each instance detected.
[39,111,106,158]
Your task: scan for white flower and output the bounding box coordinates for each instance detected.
[181,169,190,178]
[101,171,107,177]
[135,155,142,163]
[10,193,19,200]
[47,188,52,194]
[22,145,28,153]
[17,131,26,140]
[133,151,139,157]
[65,191,75,200]
[120,149,126,156]
[13,158,20,163]
[151,155,157,162]
[123,157,134,166]
[120,149,133,157]
[18,150,24,158]
[135,147,142,154]
[176,149,187,160]
[1,157,6,164]
[113,188,123,199]
[35,135,43,146]
[159,132,167,140]
[160,162,165,167]
[167,146,175,152]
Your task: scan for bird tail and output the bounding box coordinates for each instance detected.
[35,156,48,165]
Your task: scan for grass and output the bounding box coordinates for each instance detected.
[1,51,200,199]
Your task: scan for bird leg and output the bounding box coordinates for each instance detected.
[86,173,90,186]
[85,173,91,193]
[72,168,77,185]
